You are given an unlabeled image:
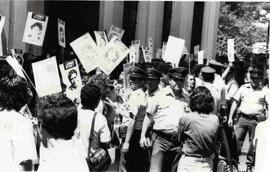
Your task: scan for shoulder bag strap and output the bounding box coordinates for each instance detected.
[87,112,97,156]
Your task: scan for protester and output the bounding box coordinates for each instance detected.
[177,86,220,172]
[121,65,150,172]
[228,68,268,172]
[140,67,189,172]
[37,93,89,172]
[182,74,195,101]
[0,75,37,172]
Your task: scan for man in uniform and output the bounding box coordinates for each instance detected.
[146,67,162,97]
[140,67,189,172]
[228,68,268,172]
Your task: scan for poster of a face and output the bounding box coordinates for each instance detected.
[0,15,6,34]
[22,12,48,46]
[98,36,129,75]
[59,59,82,101]
[11,49,24,65]
[107,25,125,41]
[142,46,151,63]
[58,18,66,48]
[70,33,98,73]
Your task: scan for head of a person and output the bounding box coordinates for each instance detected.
[0,75,32,112]
[190,86,214,114]
[87,73,111,100]
[208,59,226,75]
[193,64,205,78]
[68,69,77,87]
[250,68,263,88]
[168,67,188,94]
[80,84,101,110]
[127,66,146,91]
[38,93,77,143]
[184,74,195,93]
[201,66,215,83]
[146,67,162,94]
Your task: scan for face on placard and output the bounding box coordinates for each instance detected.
[31,26,42,40]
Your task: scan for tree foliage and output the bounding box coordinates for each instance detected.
[217,2,267,59]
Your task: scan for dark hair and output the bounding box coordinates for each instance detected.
[68,69,77,81]
[194,64,205,77]
[189,86,214,114]
[202,72,215,83]
[0,75,32,111]
[81,84,101,110]
[31,22,43,31]
[87,73,110,99]
[38,93,77,140]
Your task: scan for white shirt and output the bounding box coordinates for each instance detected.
[0,110,37,172]
[225,79,239,101]
[74,108,111,158]
[38,139,89,172]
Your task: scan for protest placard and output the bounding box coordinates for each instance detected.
[11,49,24,65]
[59,59,82,102]
[58,18,66,48]
[0,15,5,34]
[123,62,134,89]
[98,36,130,75]
[131,40,140,63]
[70,33,98,73]
[182,46,189,55]
[129,45,136,63]
[194,45,200,55]
[148,37,153,59]
[162,42,167,60]
[32,56,62,97]
[227,39,234,62]
[107,25,125,41]
[156,48,162,59]
[22,12,48,46]
[198,50,204,64]
[163,36,185,66]
[6,55,25,79]
[141,46,151,63]
[94,31,108,47]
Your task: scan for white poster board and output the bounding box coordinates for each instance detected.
[163,36,185,66]
[227,39,235,62]
[198,50,204,64]
[94,31,108,47]
[131,40,140,63]
[107,25,125,41]
[194,45,200,55]
[59,59,82,102]
[70,33,98,73]
[148,37,153,59]
[11,49,24,65]
[0,15,5,34]
[22,12,48,46]
[141,46,151,63]
[58,18,66,48]
[98,36,130,75]
[6,55,25,79]
[32,56,62,97]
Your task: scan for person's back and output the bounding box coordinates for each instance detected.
[37,93,89,172]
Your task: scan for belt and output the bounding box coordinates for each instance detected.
[184,153,215,159]
[153,130,178,142]
[239,112,258,121]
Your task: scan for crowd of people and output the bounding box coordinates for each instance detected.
[0,46,269,172]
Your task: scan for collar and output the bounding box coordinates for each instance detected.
[165,87,185,99]
[147,88,160,97]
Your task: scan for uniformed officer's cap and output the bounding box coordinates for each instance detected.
[201,66,216,74]
[128,66,146,78]
[146,67,162,79]
[168,67,188,80]
[208,59,225,68]
[250,69,263,78]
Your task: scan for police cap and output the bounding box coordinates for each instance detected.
[250,69,263,78]
[201,66,216,74]
[168,67,188,80]
[146,67,162,79]
[128,66,146,78]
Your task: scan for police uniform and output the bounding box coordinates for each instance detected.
[123,66,150,172]
[146,67,162,97]
[232,69,268,168]
[201,66,224,113]
[146,67,189,172]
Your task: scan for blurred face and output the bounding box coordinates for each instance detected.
[70,73,77,86]
[146,78,160,94]
[129,77,144,90]
[169,77,185,94]
[185,75,195,90]
[250,76,262,88]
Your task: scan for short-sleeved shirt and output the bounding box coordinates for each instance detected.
[147,87,189,134]
[233,83,268,115]
[0,110,37,172]
[126,88,147,130]
[74,108,111,158]
[203,82,223,114]
[179,111,220,157]
[225,79,239,101]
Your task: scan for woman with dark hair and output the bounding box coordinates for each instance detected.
[177,86,220,172]
[0,75,37,171]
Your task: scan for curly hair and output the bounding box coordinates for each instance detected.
[38,93,77,140]
[0,75,32,112]
[68,69,77,81]
[87,73,110,99]
[189,86,214,114]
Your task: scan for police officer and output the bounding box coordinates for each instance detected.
[121,65,149,172]
[140,67,189,172]
[228,68,268,172]
[146,67,162,97]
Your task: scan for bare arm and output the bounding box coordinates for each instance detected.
[140,113,153,148]
[228,100,238,127]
